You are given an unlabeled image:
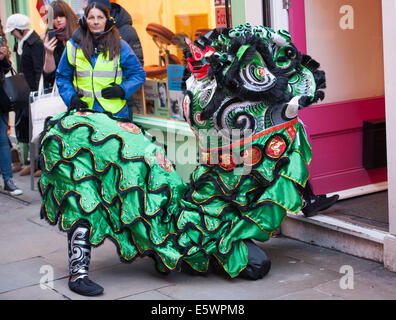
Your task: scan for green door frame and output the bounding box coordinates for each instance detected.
[230,0,246,27]
[4,0,29,15]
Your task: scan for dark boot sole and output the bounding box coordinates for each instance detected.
[303,195,339,217]
[68,280,104,296]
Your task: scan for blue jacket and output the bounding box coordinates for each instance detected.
[56,34,146,115]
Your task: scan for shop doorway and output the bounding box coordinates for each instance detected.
[288,0,388,231]
[289,0,386,196]
[326,191,388,232]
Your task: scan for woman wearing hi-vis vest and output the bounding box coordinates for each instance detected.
[56,1,145,118]
[53,2,145,296]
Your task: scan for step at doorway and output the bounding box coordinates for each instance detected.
[324,191,389,232]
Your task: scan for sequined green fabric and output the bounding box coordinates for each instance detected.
[40,23,321,278]
[39,110,187,271]
[177,121,311,277]
[39,111,311,277]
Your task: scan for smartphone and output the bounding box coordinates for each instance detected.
[48,30,56,41]
[0,36,5,47]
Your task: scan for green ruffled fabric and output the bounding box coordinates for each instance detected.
[177,121,312,277]
[39,110,187,272]
[39,111,311,277]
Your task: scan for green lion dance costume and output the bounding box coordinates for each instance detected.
[39,24,326,295]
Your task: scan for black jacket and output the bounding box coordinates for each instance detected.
[14,31,45,91]
[0,57,12,113]
[12,31,44,142]
[111,3,144,66]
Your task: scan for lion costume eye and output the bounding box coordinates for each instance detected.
[236,51,277,93]
[239,61,277,92]
[248,64,267,82]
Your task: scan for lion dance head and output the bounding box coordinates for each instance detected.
[182,23,325,154]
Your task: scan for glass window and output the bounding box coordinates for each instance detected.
[28,0,217,120]
[116,0,216,119]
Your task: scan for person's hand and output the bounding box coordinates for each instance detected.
[44,34,58,55]
[0,47,7,60]
[101,84,125,99]
[70,94,89,110]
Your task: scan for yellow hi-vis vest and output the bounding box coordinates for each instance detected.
[66,41,125,114]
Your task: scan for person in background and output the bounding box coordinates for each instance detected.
[5,14,45,177]
[86,0,143,66]
[43,0,79,87]
[55,1,145,296]
[0,18,23,196]
[86,0,144,121]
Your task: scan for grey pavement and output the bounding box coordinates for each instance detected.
[1,171,396,300]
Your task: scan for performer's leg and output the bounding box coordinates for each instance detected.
[67,223,104,296]
[298,181,339,217]
[296,180,314,202]
[239,240,271,280]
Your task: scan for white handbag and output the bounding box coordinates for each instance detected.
[30,75,67,143]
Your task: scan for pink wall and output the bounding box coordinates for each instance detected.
[304,0,384,104]
[289,0,307,54]
[300,97,387,194]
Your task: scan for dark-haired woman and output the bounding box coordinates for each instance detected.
[43,0,79,87]
[25,1,80,178]
[48,2,145,296]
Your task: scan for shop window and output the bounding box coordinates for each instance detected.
[28,0,216,121]
[114,0,216,120]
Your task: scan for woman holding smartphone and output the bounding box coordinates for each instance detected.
[43,0,79,86]
[26,1,80,178]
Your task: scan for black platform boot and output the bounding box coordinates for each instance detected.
[239,240,271,280]
[302,194,340,217]
[67,225,104,296]
[298,181,339,217]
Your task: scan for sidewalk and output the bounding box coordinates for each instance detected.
[1,172,396,300]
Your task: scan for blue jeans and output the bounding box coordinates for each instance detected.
[0,113,12,182]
